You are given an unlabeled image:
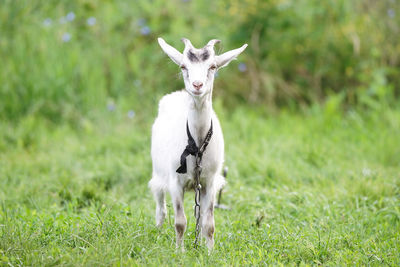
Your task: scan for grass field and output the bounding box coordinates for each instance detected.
[1,103,399,266]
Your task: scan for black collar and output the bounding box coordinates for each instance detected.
[176,120,213,174]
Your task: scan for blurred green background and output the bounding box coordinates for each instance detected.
[1,0,399,123]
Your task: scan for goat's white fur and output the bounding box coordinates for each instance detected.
[149,37,247,250]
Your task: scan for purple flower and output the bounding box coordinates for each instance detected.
[87,17,96,26]
[107,103,115,111]
[62,33,71,42]
[387,8,395,18]
[66,12,75,22]
[43,18,52,27]
[127,110,135,119]
[238,62,247,72]
[140,26,151,36]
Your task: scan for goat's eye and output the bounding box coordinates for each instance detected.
[209,65,217,71]
[180,65,187,70]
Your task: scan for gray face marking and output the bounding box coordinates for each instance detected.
[201,50,210,61]
[187,49,210,63]
[187,50,199,62]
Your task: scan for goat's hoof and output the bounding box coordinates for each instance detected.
[176,245,185,253]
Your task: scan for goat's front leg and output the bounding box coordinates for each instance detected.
[170,183,186,251]
[200,184,216,250]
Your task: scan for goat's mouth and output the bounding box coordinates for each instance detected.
[188,89,203,96]
[192,90,202,95]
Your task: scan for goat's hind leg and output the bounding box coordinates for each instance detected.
[149,177,167,227]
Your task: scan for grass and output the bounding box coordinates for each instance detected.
[1,104,399,266]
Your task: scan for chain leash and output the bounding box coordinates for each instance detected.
[193,124,212,248]
[175,120,213,248]
[193,155,202,248]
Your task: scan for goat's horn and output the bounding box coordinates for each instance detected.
[207,39,221,47]
[181,38,194,49]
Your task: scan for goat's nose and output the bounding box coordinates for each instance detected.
[192,81,203,90]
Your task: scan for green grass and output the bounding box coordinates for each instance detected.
[1,105,399,266]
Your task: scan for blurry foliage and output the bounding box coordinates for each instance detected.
[227,0,400,109]
[0,0,399,122]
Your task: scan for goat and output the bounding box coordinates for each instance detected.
[149,37,247,250]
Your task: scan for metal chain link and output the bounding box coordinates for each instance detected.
[193,121,213,248]
[193,157,202,248]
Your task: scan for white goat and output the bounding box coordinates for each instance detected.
[149,37,247,250]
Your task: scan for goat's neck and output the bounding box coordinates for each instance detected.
[187,92,213,146]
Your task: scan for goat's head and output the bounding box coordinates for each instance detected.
[158,37,247,98]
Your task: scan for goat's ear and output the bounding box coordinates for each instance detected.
[215,44,248,69]
[158,37,183,65]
